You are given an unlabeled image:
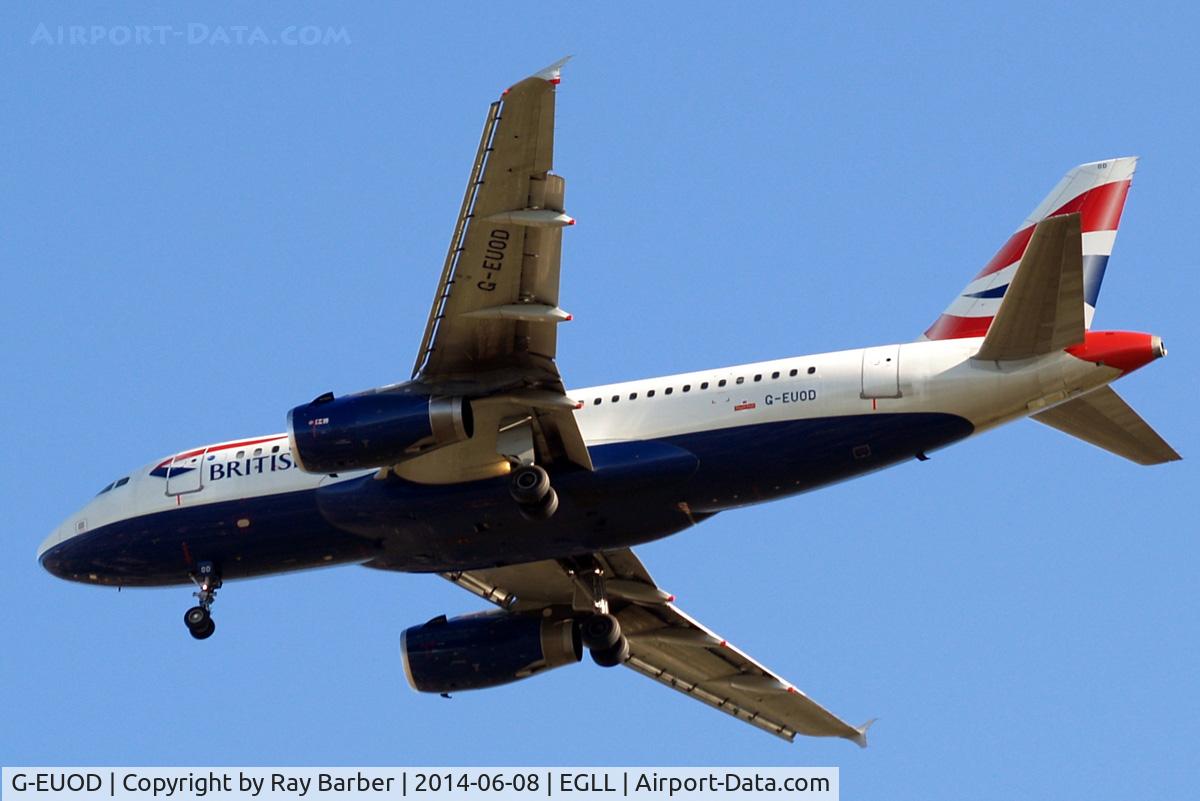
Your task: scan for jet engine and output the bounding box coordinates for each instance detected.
[287,391,473,473]
[401,612,582,693]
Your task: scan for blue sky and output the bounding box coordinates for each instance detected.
[2,2,1197,798]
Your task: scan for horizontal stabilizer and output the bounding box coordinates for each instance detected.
[1033,386,1181,465]
[975,213,1084,361]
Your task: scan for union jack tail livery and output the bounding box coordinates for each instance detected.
[925,157,1137,340]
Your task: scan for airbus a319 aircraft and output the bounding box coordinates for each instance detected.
[39,59,1179,747]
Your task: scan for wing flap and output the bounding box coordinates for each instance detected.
[975,213,1085,361]
[1033,386,1181,465]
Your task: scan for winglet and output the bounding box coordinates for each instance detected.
[851,718,878,749]
[533,56,572,84]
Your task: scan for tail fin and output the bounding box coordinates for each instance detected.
[924,158,1137,340]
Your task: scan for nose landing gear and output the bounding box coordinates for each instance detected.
[184,561,221,640]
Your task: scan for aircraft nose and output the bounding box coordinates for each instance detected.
[38,525,65,561]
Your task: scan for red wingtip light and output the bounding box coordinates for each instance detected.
[719,640,728,647]
[786,687,797,694]
[565,313,574,321]
[666,594,675,602]
[567,218,576,226]
[549,77,561,85]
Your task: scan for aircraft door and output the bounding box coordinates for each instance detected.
[861,345,901,399]
[166,449,207,496]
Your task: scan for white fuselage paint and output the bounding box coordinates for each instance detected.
[38,337,1121,561]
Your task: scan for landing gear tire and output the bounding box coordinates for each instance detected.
[510,465,551,505]
[184,606,210,629]
[518,487,558,521]
[190,618,216,640]
[184,606,216,640]
[581,613,621,650]
[590,636,629,667]
[582,613,628,667]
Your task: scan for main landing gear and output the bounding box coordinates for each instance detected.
[567,560,630,668]
[581,612,629,667]
[184,561,221,640]
[509,464,558,520]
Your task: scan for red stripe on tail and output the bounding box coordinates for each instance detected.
[924,313,994,341]
[973,179,1131,280]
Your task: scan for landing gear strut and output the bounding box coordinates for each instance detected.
[509,464,558,520]
[184,561,221,640]
[565,560,630,667]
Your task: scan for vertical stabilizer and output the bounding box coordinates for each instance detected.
[925,158,1136,340]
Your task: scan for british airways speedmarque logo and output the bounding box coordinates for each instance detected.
[148,437,293,482]
[149,459,196,479]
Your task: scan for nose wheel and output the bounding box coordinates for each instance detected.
[184,605,215,639]
[185,561,221,640]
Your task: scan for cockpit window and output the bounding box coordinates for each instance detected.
[97,476,130,495]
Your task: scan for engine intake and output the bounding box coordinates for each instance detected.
[288,392,472,474]
[401,612,582,693]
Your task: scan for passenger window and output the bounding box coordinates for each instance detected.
[808,366,816,374]
[629,392,638,400]
[665,387,674,395]
[593,398,602,405]
[754,374,762,382]
[789,368,798,377]
[253,448,263,456]
[682,384,691,392]
[272,445,280,453]
[718,379,727,387]
[611,395,620,403]
[736,377,745,385]
[771,371,780,379]
[647,389,656,397]
[236,450,245,459]
[700,382,709,390]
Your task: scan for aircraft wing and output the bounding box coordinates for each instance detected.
[442,549,874,746]
[402,58,590,479]
[413,57,573,392]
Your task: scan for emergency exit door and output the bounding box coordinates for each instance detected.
[861,344,901,399]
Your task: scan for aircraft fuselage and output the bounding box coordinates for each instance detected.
[39,333,1145,585]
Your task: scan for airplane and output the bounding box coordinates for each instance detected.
[38,58,1179,747]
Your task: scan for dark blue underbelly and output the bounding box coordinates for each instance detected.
[40,412,972,585]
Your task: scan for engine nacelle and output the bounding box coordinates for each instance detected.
[287,392,473,473]
[401,612,582,693]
